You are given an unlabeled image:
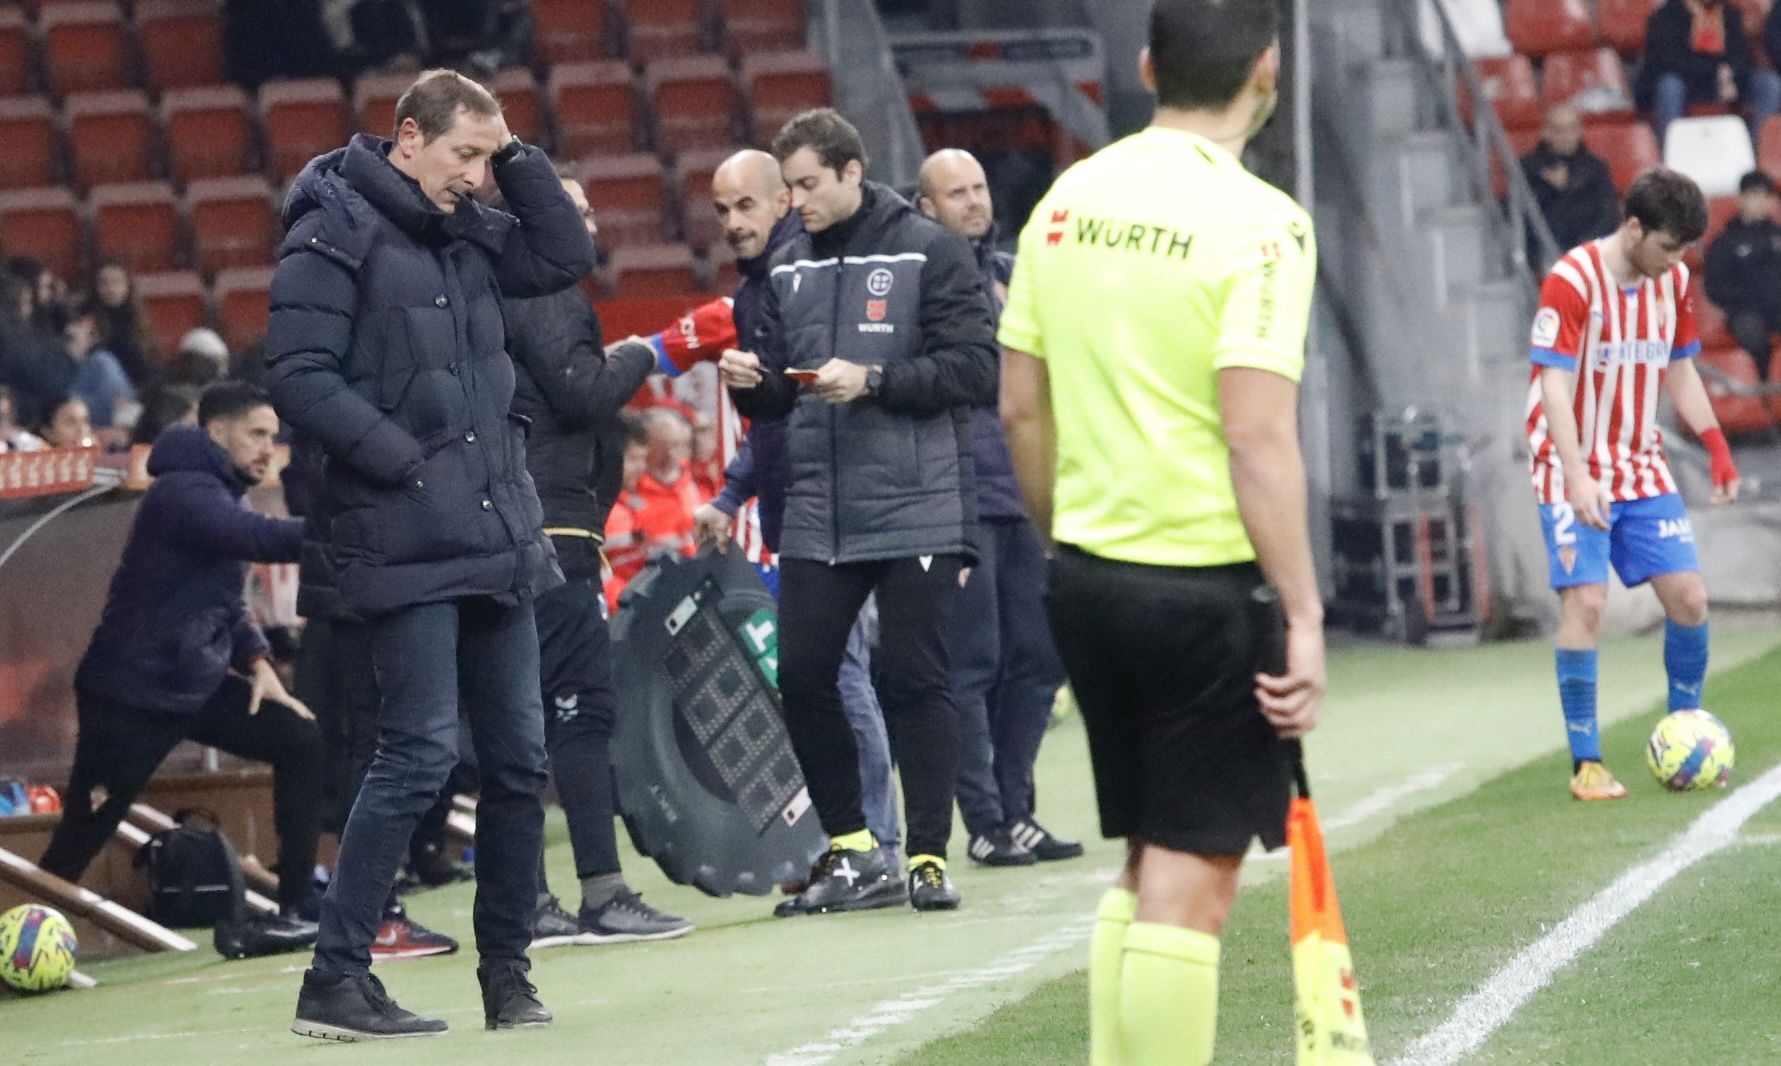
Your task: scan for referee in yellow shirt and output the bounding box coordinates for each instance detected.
[999,2,1323,1063]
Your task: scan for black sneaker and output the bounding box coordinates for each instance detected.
[773,845,905,917]
[577,890,694,943]
[291,969,448,1041]
[908,859,961,912]
[216,912,318,959]
[402,840,474,890]
[967,825,1037,867]
[1009,818,1084,862]
[531,895,581,949]
[479,963,552,1030]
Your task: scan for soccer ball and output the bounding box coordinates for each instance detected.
[1646,710,1735,791]
[0,903,78,993]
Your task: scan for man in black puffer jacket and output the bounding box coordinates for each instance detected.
[722,109,998,916]
[268,70,595,1041]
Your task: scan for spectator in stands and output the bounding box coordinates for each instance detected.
[58,298,136,429]
[5,256,67,336]
[166,328,233,388]
[38,396,93,450]
[1522,103,1624,252]
[39,383,321,955]
[131,383,202,446]
[342,0,428,73]
[0,272,60,426]
[89,261,157,389]
[1638,0,1781,142]
[1704,169,1781,379]
[0,385,45,452]
[601,411,652,610]
[634,407,705,559]
[224,0,338,87]
[689,410,722,499]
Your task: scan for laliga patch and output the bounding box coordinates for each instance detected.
[1531,306,1561,347]
[1558,545,1577,575]
[866,299,886,321]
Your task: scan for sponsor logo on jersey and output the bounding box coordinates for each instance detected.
[857,323,895,334]
[1069,215,1195,260]
[865,299,886,322]
[1532,307,1561,347]
[866,268,895,296]
[1658,517,1694,542]
[1589,339,1672,367]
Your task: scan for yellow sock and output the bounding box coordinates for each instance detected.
[1119,922,1220,1066]
[906,853,945,873]
[1089,889,1137,1066]
[830,829,876,853]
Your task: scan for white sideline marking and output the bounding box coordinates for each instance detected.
[1254,764,1463,862]
[1393,761,1781,1066]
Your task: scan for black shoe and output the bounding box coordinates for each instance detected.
[479,963,553,1030]
[967,825,1037,867]
[216,912,318,960]
[1009,818,1084,862]
[403,840,473,890]
[773,845,905,917]
[530,895,581,949]
[908,859,961,912]
[291,969,448,1041]
[578,890,694,943]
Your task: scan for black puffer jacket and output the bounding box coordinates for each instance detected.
[729,182,998,564]
[966,224,1023,522]
[265,134,595,615]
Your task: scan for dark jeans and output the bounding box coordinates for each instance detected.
[1728,308,1779,380]
[312,597,548,975]
[778,555,962,861]
[295,615,379,836]
[952,518,1068,835]
[41,678,323,912]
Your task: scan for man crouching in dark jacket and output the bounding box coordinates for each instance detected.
[41,383,320,952]
[267,70,596,1040]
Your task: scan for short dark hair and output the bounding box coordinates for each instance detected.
[772,108,868,175]
[1624,167,1709,243]
[393,69,502,142]
[1150,0,1279,111]
[620,409,650,448]
[197,381,272,427]
[1739,169,1776,195]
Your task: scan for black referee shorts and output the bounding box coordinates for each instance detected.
[1046,545,1292,856]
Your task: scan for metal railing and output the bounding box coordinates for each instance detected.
[811,0,927,189]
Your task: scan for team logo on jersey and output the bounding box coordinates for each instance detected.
[1046,208,1069,245]
[1532,307,1561,347]
[865,299,886,321]
[867,268,895,296]
[1558,545,1577,574]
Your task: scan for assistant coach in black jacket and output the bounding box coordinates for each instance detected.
[268,70,595,1040]
[723,109,998,917]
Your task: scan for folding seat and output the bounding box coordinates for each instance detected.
[1686,195,1743,271]
[0,9,34,97]
[1696,347,1775,437]
[609,243,700,297]
[92,181,185,274]
[135,0,226,91]
[1597,0,1662,55]
[672,147,732,251]
[162,86,257,184]
[41,2,134,96]
[186,177,278,276]
[1695,297,1735,352]
[706,244,741,294]
[1467,54,1540,132]
[718,0,807,55]
[1489,125,1544,198]
[259,78,351,181]
[213,266,275,353]
[622,0,707,62]
[1758,115,1781,178]
[551,61,639,159]
[741,51,830,146]
[353,71,412,138]
[1503,0,1595,57]
[1587,120,1662,191]
[132,270,209,355]
[65,90,159,189]
[531,0,615,65]
[0,97,60,190]
[490,68,544,146]
[648,55,738,157]
[582,153,669,249]
[1541,47,1634,119]
[1664,115,1756,198]
[0,187,84,280]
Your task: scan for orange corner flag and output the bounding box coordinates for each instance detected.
[1289,795,1376,1065]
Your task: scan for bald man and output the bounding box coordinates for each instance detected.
[1521,103,1620,252]
[919,149,1082,868]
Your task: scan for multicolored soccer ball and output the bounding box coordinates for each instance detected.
[1647,709,1735,791]
[0,903,78,993]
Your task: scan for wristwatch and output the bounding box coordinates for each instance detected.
[865,365,884,396]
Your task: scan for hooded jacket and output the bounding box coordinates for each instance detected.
[964,222,1024,522]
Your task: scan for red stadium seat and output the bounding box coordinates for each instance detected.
[1504,0,1595,57]
[1758,115,1781,176]
[532,0,615,65]
[551,61,639,159]
[260,78,351,180]
[1491,125,1544,198]
[648,55,738,157]
[1696,297,1735,351]
[1687,195,1743,270]
[133,270,209,355]
[489,68,544,145]
[41,2,133,96]
[1541,48,1634,118]
[0,9,34,97]
[609,242,701,297]
[742,51,831,146]
[65,91,159,189]
[622,0,708,62]
[0,97,60,190]
[186,176,278,276]
[92,181,185,274]
[360,69,542,143]
[1697,347,1776,436]
[582,153,669,249]
[214,266,274,352]
[1469,55,1541,132]
[1597,0,1662,55]
[718,0,808,55]
[162,86,257,185]
[1732,0,1770,40]
[1586,120,1662,191]
[353,71,411,138]
[672,147,733,251]
[0,187,83,280]
[707,243,740,293]
[135,0,226,90]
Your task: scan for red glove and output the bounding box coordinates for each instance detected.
[651,297,738,375]
[1700,427,1738,494]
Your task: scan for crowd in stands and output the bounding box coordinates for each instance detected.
[224,0,531,86]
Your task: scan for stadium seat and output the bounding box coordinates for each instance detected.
[1541,48,1635,119]
[1697,347,1776,437]
[610,243,701,297]
[162,86,257,185]
[65,91,159,189]
[649,56,739,157]
[0,9,34,97]
[92,181,185,274]
[707,244,741,294]
[582,153,670,249]
[1588,121,1662,191]
[132,270,209,355]
[260,78,351,180]
[719,0,808,54]
[186,177,278,276]
[1504,0,1594,57]
[0,97,61,190]
[1687,195,1743,270]
[1597,0,1662,54]
[1758,115,1781,177]
[135,0,226,90]
[1664,115,1756,198]
[672,147,732,251]
[1732,0,1770,39]
[1696,297,1735,351]
[531,0,615,66]
[0,187,83,280]
[41,2,134,96]
[214,266,274,352]
[552,61,639,158]
[353,71,412,138]
[1490,125,1544,198]
[490,68,544,146]
[1468,55,1541,132]
[742,51,832,146]
[622,0,708,62]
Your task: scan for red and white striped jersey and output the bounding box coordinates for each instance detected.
[1524,239,1701,505]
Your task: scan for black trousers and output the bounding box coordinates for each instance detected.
[40,678,324,912]
[778,554,963,861]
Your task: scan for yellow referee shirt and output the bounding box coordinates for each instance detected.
[998,126,1317,568]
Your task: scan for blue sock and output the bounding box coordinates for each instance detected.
[1664,619,1709,712]
[1556,648,1600,766]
